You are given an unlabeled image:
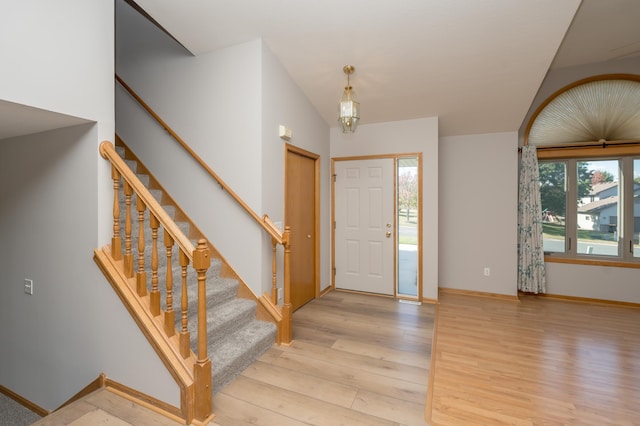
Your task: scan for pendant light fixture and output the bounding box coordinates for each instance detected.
[338,65,360,133]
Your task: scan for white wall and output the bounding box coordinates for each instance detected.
[260,43,331,293]
[330,118,439,301]
[116,0,332,298]
[0,0,114,144]
[439,132,519,297]
[0,127,177,410]
[519,57,640,303]
[0,0,115,246]
[0,0,182,410]
[116,83,265,295]
[116,0,266,294]
[546,263,640,303]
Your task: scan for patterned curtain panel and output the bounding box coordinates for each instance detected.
[518,145,546,293]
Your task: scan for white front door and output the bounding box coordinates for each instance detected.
[334,158,395,295]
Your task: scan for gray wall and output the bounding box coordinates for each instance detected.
[115,0,331,297]
[260,43,331,297]
[0,0,180,410]
[439,132,519,296]
[0,126,177,410]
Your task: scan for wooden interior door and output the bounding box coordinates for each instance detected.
[285,146,318,310]
[334,158,395,295]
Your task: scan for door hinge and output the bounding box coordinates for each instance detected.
[334,221,336,229]
[333,173,337,182]
[333,267,336,275]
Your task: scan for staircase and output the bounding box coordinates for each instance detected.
[115,144,277,394]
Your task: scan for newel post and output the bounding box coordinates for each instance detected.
[192,239,212,421]
[282,226,293,344]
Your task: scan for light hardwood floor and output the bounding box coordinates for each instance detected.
[429,292,640,425]
[29,290,639,425]
[29,290,434,426]
[211,290,435,425]
[30,387,187,426]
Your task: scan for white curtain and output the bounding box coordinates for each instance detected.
[517,145,546,293]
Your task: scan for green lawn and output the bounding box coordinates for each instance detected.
[542,222,613,241]
[398,212,418,245]
[399,235,418,245]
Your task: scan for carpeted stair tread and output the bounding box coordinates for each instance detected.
[149,188,162,201]
[116,213,191,253]
[156,273,238,305]
[137,174,150,187]
[124,159,138,172]
[209,320,277,393]
[201,298,258,345]
[171,275,239,314]
[204,277,239,306]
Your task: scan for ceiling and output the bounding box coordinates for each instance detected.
[3,0,640,140]
[133,0,582,137]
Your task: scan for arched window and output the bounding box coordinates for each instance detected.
[524,74,640,267]
[526,74,640,147]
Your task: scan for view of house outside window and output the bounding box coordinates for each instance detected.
[576,160,619,256]
[539,156,640,261]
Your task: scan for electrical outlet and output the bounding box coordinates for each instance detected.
[24,279,34,295]
[483,267,490,276]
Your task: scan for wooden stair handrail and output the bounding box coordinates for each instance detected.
[100,141,196,257]
[116,74,284,245]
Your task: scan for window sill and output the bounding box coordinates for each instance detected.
[544,255,640,269]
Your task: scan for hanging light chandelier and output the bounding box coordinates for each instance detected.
[338,65,360,133]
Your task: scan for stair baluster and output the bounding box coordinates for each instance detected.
[271,238,278,303]
[135,196,147,297]
[164,232,175,336]
[149,213,160,316]
[282,226,293,343]
[124,181,134,278]
[179,250,191,359]
[111,166,122,261]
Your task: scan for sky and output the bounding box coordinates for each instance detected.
[586,160,619,180]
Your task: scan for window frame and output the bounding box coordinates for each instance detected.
[538,145,640,269]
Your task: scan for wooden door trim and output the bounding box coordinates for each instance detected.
[331,153,423,301]
[284,144,321,300]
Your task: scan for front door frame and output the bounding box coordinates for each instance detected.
[284,143,320,309]
[331,153,423,301]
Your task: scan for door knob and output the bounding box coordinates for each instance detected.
[385,231,391,238]
[307,234,312,239]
